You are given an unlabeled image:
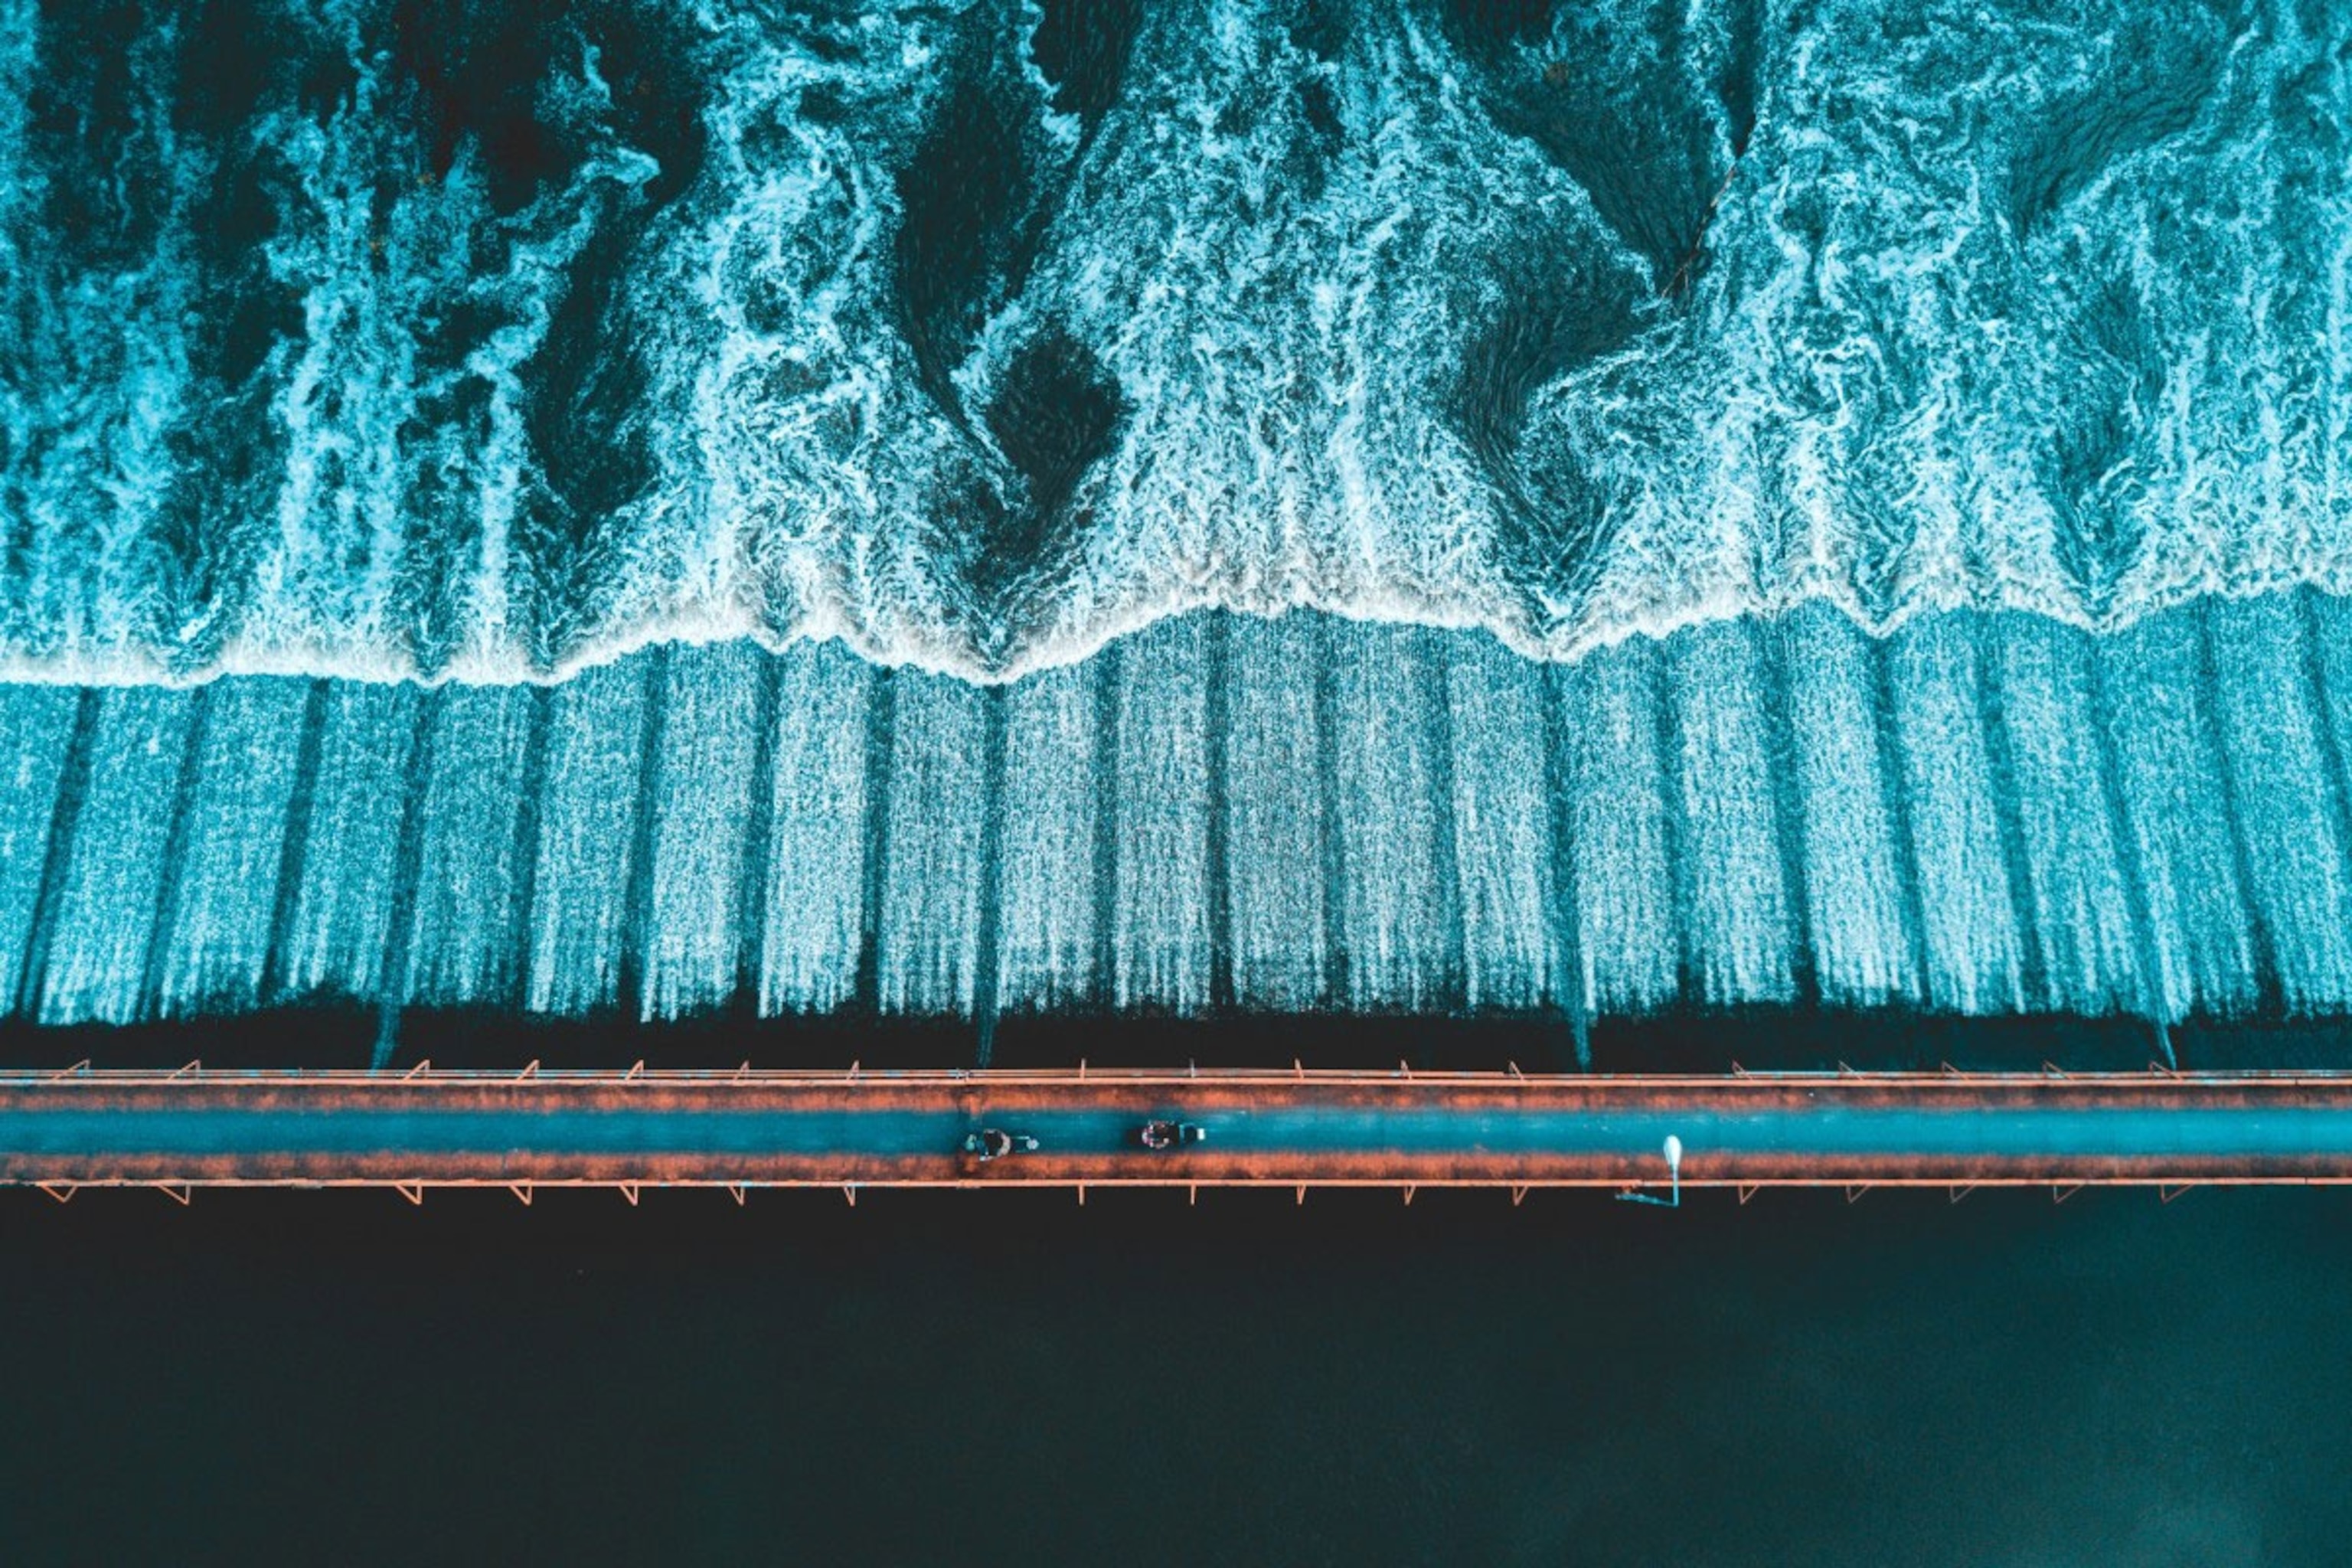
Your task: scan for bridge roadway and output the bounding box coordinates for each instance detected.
[8,1067,2352,1197]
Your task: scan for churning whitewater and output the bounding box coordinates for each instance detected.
[8,0,2352,1044]
[2,0,2349,683]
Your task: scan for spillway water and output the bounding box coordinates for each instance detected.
[2,3,2350,1050]
[0,593,2349,1040]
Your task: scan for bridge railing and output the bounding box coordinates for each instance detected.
[11,1060,2352,1089]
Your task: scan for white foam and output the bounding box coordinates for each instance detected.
[154,678,308,1015]
[998,659,1099,1011]
[1223,612,1330,1008]
[1109,614,1212,1010]
[0,685,78,1001]
[38,689,192,1023]
[403,685,537,1004]
[644,642,764,1018]
[277,682,417,1001]
[755,639,871,1014]
[525,661,648,1013]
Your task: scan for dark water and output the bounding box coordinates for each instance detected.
[5,1187,2349,1566]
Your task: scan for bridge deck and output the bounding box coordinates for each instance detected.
[8,1068,2352,1193]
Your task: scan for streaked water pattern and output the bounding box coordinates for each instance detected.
[2,593,2349,1031]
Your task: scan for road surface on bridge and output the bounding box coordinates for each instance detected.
[8,1068,2352,1194]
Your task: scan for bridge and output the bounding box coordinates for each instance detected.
[8,1066,2352,1202]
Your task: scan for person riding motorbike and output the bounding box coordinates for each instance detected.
[963,1128,1037,1161]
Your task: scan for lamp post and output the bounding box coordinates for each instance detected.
[1616,1133,1683,1208]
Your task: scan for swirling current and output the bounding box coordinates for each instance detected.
[7,0,2352,1046]
[4,0,2347,684]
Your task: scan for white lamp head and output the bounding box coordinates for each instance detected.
[1663,1134,1684,1171]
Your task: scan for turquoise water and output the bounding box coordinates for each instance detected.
[9,594,2352,1042]
[7,9,2348,1558]
[3,3,2350,1043]
[2,2,2348,682]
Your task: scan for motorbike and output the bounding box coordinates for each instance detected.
[1137,1119,1208,1152]
[962,1128,1039,1162]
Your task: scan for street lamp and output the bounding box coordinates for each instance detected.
[1616,1133,1683,1208]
